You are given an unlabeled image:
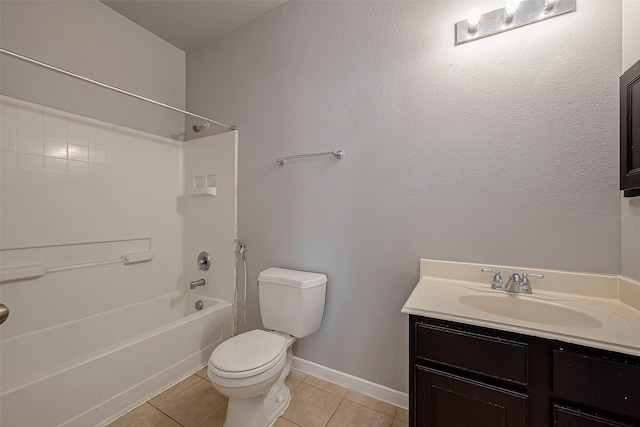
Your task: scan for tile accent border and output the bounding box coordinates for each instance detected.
[292,357,408,409]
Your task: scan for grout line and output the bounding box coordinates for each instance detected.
[121,372,405,427]
[154,403,185,426]
[153,378,207,426]
[119,403,155,427]
[293,357,408,409]
[327,397,345,425]
[160,409,185,427]
[278,415,304,427]
[304,374,401,419]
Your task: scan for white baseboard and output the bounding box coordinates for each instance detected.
[292,357,408,410]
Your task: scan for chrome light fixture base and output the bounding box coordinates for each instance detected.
[455,0,576,46]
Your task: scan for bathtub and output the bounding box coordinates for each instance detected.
[0,292,233,427]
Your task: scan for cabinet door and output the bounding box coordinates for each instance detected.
[415,366,527,427]
[554,405,634,427]
[553,350,640,419]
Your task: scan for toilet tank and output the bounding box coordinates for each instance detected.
[258,268,327,338]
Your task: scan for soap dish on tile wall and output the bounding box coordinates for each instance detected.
[191,174,216,196]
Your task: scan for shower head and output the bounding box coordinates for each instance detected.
[192,122,210,133]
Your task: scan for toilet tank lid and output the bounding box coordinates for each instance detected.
[258,268,327,288]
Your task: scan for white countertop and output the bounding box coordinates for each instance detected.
[402,259,640,357]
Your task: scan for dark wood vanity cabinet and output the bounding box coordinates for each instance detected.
[415,367,528,427]
[620,59,640,197]
[409,316,640,427]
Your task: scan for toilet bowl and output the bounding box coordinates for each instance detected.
[207,268,327,427]
[208,330,296,427]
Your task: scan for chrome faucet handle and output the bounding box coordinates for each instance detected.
[504,273,521,291]
[197,252,211,271]
[520,273,544,294]
[481,268,505,290]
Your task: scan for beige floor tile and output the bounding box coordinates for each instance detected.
[149,375,201,407]
[158,378,227,427]
[392,419,408,427]
[395,407,408,422]
[106,402,155,427]
[282,382,342,427]
[194,401,227,427]
[195,366,209,379]
[344,390,397,417]
[288,369,308,382]
[128,409,181,427]
[326,400,394,427]
[274,417,302,427]
[285,376,302,392]
[304,375,349,397]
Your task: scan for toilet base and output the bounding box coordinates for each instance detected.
[223,394,267,427]
[223,385,290,427]
[265,384,291,425]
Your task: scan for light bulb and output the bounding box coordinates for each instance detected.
[544,0,559,10]
[467,7,481,33]
[504,0,521,21]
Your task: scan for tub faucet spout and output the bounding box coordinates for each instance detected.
[190,278,207,290]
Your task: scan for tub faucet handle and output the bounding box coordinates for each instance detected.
[198,252,211,271]
[481,268,505,290]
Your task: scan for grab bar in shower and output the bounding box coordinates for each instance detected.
[276,150,344,165]
[0,251,154,283]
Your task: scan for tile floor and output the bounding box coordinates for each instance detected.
[106,368,408,427]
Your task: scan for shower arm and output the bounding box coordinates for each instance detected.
[0,48,236,131]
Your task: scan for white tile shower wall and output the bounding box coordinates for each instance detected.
[0,96,184,338]
[183,132,238,304]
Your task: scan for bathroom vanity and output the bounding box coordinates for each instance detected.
[402,260,640,427]
[409,316,640,426]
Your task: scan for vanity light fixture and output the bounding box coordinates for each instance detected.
[467,7,481,33]
[544,0,559,10]
[455,0,576,45]
[504,0,521,22]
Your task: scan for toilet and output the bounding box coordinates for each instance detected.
[207,267,327,427]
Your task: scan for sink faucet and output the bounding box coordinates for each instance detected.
[482,269,544,294]
[505,272,544,294]
[190,278,207,290]
[481,269,505,290]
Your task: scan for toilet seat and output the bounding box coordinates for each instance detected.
[209,330,287,379]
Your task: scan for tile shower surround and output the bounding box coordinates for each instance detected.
[107,368,409,427]
[0,96,184,337]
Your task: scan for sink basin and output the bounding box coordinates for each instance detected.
[458,294,603,329]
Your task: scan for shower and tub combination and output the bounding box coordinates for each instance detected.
[0,49,239,426]
[1,293,232,427]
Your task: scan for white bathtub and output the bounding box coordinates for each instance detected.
[0,292,233,427]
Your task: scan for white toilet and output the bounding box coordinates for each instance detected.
[207,267,327,427]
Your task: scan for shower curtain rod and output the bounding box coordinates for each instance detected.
[0,48,236,131]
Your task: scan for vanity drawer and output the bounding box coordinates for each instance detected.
[554,405,636,427]
[553,350,640,419]
[415,323,528,384]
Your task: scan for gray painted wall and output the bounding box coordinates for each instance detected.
[0,1,185,139]
[186,1,622,392]
[622,0,640,281]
